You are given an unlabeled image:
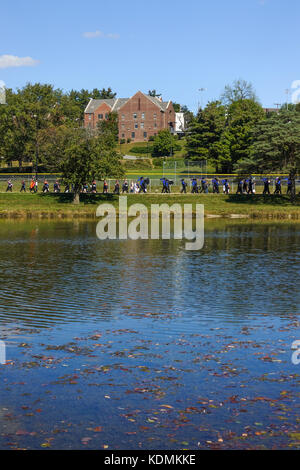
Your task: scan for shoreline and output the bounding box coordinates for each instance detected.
[0,192,300,220]
[1,210,300,220]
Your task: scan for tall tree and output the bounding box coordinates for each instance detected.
[185,101,226,164]
[67,87,117,123]
[152,129,179,157]
[223,99,265,171]
[221,79,258,106]
[0,83,65,169]
[39,124,124,203]
[237,109,300,200]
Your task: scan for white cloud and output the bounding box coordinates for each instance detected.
[82,30,120,39]
[0,55,39,69]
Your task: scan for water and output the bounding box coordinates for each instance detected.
[0,219,299,449]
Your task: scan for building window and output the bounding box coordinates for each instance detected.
[121,124,125,129]
[121,114,125,120]
[143,132,147,138]
[154,122,157,128]
[133,113,137,119]
[134,123,138,129]
[153,113,157,119]
[98,114,103,119]
[131,132,135,139]
[121,133,125,138]
[140,122,144,129]
[105,113,109,119]
[88,114,92,121]
[141,113,145,119]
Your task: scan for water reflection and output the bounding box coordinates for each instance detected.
[0,220,299,328]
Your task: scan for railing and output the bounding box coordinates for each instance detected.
[0,174,299,194]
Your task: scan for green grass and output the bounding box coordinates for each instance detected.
[120,138,187,158]
[0,192,299,219]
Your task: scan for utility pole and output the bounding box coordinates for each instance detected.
[198,88,206,112]
[274,103,281,112]
[285,89,290,110]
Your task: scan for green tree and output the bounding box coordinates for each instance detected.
[223,99,265,171]
[172,102,181,112]
[221,79,259,105]
[96,111,119,148]
[152,129,179,157]
[67,87,116,123]
[237,109,300,199]
[185,101,226,165]
[0,83,65,169]
[39,124,124,203]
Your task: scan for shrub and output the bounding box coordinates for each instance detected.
[122,159,153,170]
[129,146,153,155]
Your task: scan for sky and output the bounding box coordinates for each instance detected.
[1,0,300,112]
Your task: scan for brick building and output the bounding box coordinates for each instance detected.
[84,91,176,142]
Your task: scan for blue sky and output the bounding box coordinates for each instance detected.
[1,0,300,112]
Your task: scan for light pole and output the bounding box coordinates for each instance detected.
[198,88,206,111]
[285,89,290,110]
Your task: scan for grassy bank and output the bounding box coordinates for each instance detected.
[0,192,300,219]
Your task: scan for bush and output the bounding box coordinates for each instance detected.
[152,158,164,168]
[0,164,49,174]
[126,138,131,143]
[129,146,153,155]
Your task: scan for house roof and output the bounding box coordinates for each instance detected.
[84,92,172,114]
[84,98,118,113]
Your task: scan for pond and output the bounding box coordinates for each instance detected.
[0,219,299,449]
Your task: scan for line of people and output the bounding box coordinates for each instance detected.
[110,177,150,194]
[3,175,297,195]
[179,177,229,194]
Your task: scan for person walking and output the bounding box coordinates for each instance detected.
[247,177,254,194]
[122,179,129,193]
[180,178,187,194]
[42,180,49,193]
[29,179,35,193]
[114,180,120,194]
[103,180,108,194]
[160,177,167,193]
[212,177,220,194]
[274,177,282,194]
[191,178,198,194]
[91,180,97,193]
[53,181,60,193]
[199,177,208,193]
[263,178,270,195]
[6,180,13,192]
[20,180,26,192]
[287,177,293,195]
[223,179,230,195]
[236,179,243,195]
